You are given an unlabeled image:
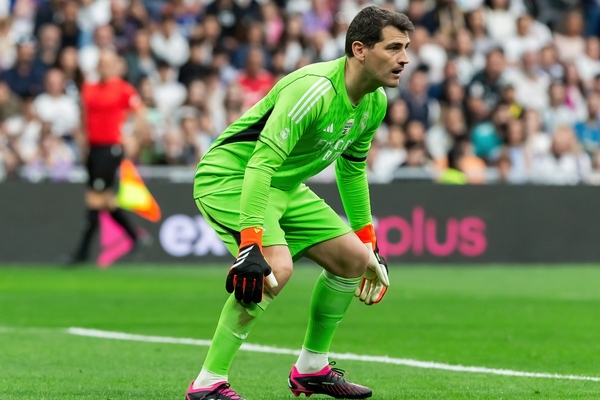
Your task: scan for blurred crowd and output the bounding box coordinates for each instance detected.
[2,0,600,184]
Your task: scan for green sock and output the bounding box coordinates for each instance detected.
[303,271,360,354]
[203,291,273,375]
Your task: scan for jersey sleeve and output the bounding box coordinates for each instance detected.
[335,90,386,231]
[239,75,333,230]
[121,81,142,111]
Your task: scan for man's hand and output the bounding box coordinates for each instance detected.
[354,224,390,305]
[226,228,278,304]
[355,245,389,305]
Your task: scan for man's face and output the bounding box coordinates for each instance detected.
[45,70,64,96]
[485,51,505,79]
[98,51,119,80]
[363,26,410,88]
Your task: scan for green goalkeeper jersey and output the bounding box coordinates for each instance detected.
[194,56,387,231]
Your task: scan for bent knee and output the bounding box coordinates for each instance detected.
[337,243,370,279]
[267,260,294,296]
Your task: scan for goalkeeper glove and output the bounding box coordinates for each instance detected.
[354,224,389,305]
[226,227,278,304]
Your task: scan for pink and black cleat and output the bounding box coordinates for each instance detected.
[288,362,372,399]
[185,380,244,400]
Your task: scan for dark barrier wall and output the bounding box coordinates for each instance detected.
[2,182,600,263]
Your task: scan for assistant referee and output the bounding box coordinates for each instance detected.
[68,49,146,263]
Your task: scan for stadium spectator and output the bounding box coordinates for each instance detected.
[524,108,551,163]
[450,135,487,183]
[178,39,210,87]
[426,106,467,166]
[400,140,430,167]
[25,122,76,181]
[553,10,585,63]
[574,91,600,154]
[531,125,591,185]
[153,61,188,120]
[471,101,509,162]
[502,117,528,183]
[466,47,506,122]
[0,82,21,122]
[539,44,564,80]
[232,21,271,70]
[33,0,63,36]
[502,14,545,64]
[370,125,407,183]
[402,66,435,127]
[36,24,61,68]
[0,35,46,97]
[507,50,549,111]
[278,14,305,73]
[4,95,40,167]
[563,62,588,122]
[421,0,464,48]
[261,1,284,50]
[484,0,516,42]
[32,69,79,144]
[385,98,410,128]
[150,11,189,68]
[543,81,576,134]
[303,0,334,37]
[575,37,600,89]
[79,25,115,79]
[465,7,496,55]
[454,28,485,85]
[77,0,112,47]
[496,149,513,183]
[55,46,84,99]
[57,0,79,49]
[124,29,157,86]
[237,46,275,110]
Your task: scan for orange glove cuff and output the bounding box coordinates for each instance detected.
[240,227,263,252]
[355,224,376,250]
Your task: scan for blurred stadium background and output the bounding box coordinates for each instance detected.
[2,0,600,398]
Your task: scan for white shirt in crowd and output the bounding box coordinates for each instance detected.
[78,0,111,33]
[531,152,591,185]
[369,148,407,183]
[150,31,190,68]
[426,124,454,161]
[506,69,550,111]
[543,106,576,134]
[575,53,600,82]
[78,45,100,78]
[33,94,80,137]
[485,9,516,41]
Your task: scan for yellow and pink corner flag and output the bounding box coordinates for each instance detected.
[97,160,160,267]
[115,159,161,222]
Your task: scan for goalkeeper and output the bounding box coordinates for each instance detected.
[187,7,413,400]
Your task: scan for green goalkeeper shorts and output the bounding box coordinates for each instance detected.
[194,183,352,262]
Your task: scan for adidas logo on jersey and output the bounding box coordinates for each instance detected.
[322,123,334,133]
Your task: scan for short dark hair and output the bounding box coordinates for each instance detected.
[345,6,414,58]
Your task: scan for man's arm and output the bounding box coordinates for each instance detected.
[336,97,389,305]
[229,75,333,303]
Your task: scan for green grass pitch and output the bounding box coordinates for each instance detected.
[1,265,600,399]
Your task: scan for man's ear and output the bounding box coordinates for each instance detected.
[352,41,366,61]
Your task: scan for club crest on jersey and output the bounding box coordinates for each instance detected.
[341,119,354,135]
[277,128,290,143]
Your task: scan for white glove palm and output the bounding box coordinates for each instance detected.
[355,243,389,305]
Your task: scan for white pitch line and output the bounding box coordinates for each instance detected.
[67,327,600,382]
